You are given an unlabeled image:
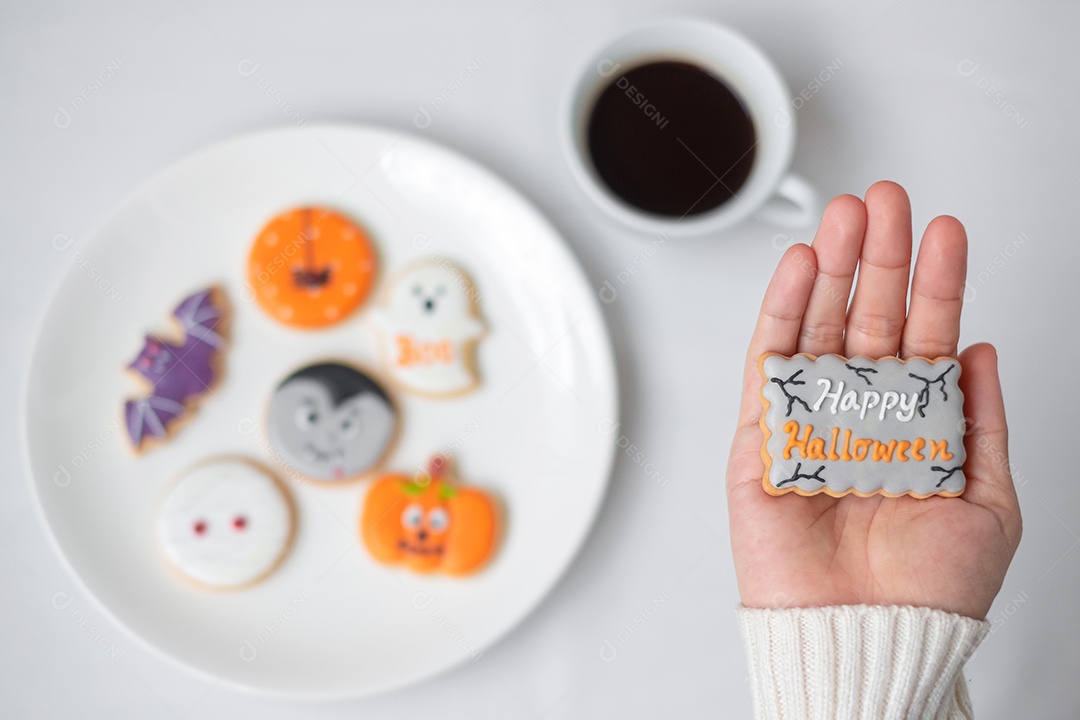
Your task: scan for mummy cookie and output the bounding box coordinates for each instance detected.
[759,353,967,498]
[158,458,294,589]
[371,260,484,398]
[247,206,377,329]
[123,287,227,452]
[267,362,398,483]
[360,456,499,575]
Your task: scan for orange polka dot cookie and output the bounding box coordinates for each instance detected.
[247,207,377,329]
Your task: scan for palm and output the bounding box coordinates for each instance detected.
[727,183,1021,619]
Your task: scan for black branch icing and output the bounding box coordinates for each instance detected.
[770,369,813,417]
[907,364,956,418]
[931,465,963,488]
[845,363,878,386]
[777,463,827,488]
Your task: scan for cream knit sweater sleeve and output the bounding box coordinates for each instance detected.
[738,605,989,720]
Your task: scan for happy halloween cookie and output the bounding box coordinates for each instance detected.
[360,455,499,575]
[247,206,377,329]
[267,361,398,483]
[371,259,484,398]
[158,458,294,590]
[123,286,227,452]
[759,353,967,498]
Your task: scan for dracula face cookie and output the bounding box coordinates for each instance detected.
[158,458,294,589]
[124,287,227,452]
[758,353,967,498]
[247,207,377,329]
[360,456,499,576]
[371,260,484,398]
[267,362,398,483]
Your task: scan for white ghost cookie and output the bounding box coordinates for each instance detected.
[372,260,485,398]
[158,458,294,589]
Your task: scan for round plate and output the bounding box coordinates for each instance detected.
[22,124,617,697]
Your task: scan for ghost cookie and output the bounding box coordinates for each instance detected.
[371,260,484,398]
[247,206,377,329]
[124,287,227,452]
[759,353,967,498]
[360,455,499,576]
[267,361,398,483]
[158,458,294,590]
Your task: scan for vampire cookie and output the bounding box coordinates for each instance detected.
[266,361,399,483]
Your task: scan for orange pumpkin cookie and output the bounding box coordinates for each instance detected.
[360,455,498,575]
[247,207,377,328]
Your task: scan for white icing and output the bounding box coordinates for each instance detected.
[813,379,921,423]
[158,460,292,588]
[374,261,484,396]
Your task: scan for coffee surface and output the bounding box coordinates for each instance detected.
[587,61,756,218]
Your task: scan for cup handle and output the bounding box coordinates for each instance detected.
[756,174,819,228]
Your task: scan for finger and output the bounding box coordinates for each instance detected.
[738,244,817,427]
[957,343,1021,544]
[845,181,913,358]
[900,216,967,359]
[798,194,866,355]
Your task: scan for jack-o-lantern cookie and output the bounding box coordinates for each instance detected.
[360,455,499,575]
[371,260,484,398]
[247,207,377,329]
[267,361,398,483]
[158,458,295,590]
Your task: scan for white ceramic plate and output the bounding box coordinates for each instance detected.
[22,125,617,697]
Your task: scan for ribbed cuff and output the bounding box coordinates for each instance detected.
[738,605,989,720]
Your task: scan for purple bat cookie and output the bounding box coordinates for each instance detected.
[124,288,226,450]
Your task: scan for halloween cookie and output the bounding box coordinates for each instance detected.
[371,259,484,398]
[247,206,377,329]
[759,353,967,498]
[360,455,498,575]
[267,361,398,483]
[123,287,227,452]
[158,458,294,590]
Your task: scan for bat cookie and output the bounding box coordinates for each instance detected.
[267,361,398,483]
[247,206,378,329]
[123,287,227,452]
[371,259,484,398]
[158,458,295,590]
[360,455,499,576]
[759,353,967,498]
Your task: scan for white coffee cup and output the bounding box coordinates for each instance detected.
[563,18,818,235]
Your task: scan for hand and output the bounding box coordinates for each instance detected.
[726,182,1022,619]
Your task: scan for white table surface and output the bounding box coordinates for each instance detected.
[3,1,1078,717]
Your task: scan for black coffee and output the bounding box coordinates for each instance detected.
[586,61,756,218]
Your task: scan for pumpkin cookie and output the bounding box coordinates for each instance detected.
[247,206,377,329]
[360,455,499,575]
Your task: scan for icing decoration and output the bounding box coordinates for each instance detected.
[267,361,398,483]
[371,260,484,398]
[360,455,498,575]
[158,458,294,589]
[247,207,377,329]
[123,287,226,451]
[759,353,967,498]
